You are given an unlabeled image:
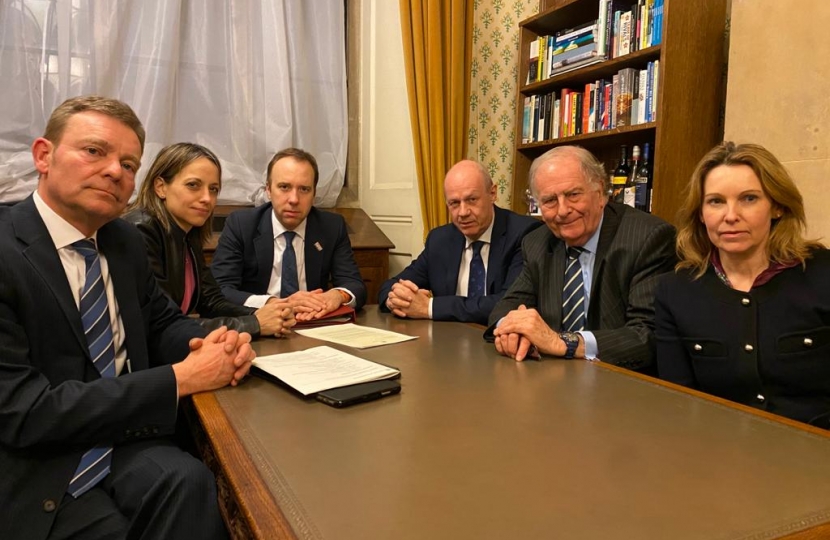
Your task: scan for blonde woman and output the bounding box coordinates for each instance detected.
[655,142,829,427]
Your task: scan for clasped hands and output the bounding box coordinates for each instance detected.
[492,305,568,361]
[173,326,255,396]
[279,289,348,322]
[256,299,296,337]
[385,279,431,319]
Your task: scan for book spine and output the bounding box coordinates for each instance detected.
[553,97,561,139]
[611,73,619,128]
[651,59,659,121]
[597,0,608,57]
[619,11,631,56]
[554,21,596,43]
[645,61,654,122]
[527,40,539,85]
[522,97,531,143]
[637,68,647,124]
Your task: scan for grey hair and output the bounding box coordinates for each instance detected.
[528,145,607,197]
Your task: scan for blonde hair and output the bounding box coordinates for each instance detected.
[127,142,221,246]
[676,141,824,277]
[44,95,145,153]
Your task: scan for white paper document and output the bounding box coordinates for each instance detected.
[293,323,417,349]
[253,345,400,395]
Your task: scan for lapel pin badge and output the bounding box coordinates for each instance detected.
[314,242,323,251]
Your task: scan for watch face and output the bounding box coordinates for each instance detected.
[560,332,579,345]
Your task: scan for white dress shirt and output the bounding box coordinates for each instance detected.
[243,212,355,309]
[33,191,129,375]
[426,218,494,318]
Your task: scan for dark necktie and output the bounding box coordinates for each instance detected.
[281,231,299,298]
[68,239,116,498]
[467,241,486,298]
[561,246,586,332]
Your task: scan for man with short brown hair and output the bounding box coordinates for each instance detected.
[212,147,366,320]
[0,95,253,540]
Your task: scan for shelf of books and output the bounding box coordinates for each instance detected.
[511,0,727,224]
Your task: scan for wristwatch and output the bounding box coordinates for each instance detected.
[559,332,580,359]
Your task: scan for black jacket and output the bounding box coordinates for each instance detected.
[124,210,261,337]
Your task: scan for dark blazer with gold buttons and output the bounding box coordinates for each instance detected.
[655,249,830,429]
[0,197,205,540]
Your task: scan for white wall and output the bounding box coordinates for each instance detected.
[358,1,424,277]
[725,0,830,240]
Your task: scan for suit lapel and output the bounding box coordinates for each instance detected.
[303,209,324,289]
[588,204,622,318]
[13,197,87,354]
[440,227,465,297]
[486,206,507,292]
[97,223,146,370]
[254,208,275,291]
[547,235,566,327]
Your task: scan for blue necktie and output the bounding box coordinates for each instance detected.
[281,231,299,298]
[561,247,586,331]
[68,239,116,498]
[467,241,486,298]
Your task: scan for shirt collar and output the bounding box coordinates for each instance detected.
[464,213,495,249]
[271,210,308,241]
[33,190,96,248]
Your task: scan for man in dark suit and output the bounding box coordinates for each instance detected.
[211,148,366,321]
[489,146,676,371]
[378,160,540,324]
[0,96,254,540]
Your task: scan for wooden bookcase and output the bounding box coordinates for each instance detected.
[513,0,727,224]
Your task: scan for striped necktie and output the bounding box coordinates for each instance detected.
[561,246,586,332]
[281,231,299,298]
[68,239,115,498]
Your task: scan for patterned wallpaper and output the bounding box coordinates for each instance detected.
[468,0,539,207]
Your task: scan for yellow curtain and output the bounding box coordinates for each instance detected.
[399,0,473,238]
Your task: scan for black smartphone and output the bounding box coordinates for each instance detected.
[315,380,401,408]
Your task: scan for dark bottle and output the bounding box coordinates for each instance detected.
[623,145,639,208]
[634,142,651,212]
[611,145,629,204]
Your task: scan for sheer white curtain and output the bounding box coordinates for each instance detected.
[0,0,347,206]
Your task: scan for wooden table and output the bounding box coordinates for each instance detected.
[205,207,394,304]
[191,307,830,539]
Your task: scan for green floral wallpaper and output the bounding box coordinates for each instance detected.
[468,0,539,208]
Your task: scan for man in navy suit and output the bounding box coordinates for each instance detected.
[0,96,254,540]
[378,160,541,324]
[211,148,366,321]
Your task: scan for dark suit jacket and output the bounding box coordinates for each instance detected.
[0,197,205,540]
[378,206,541,324]
[488,202,676,370]
[655,251,830,428]
[211,204,367,309]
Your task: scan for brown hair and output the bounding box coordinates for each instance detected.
[44,95,146,153]
[127,142,221,246]
[676,141,824,278]
[528,145,607,197]
[266,147,319,188]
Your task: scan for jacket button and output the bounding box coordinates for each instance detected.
[43,499,56,512]
[756,394,765,403]
[693,344,702,351]
[744,344,754,352]
[741,298,750,306]
[804,338,813,347]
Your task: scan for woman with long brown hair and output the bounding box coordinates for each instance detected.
[125,142,293,338]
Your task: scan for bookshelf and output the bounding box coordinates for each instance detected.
[513,0,727,224]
